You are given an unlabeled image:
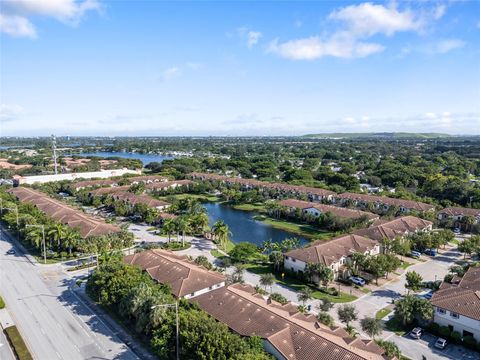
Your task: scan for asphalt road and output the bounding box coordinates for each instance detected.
[0,227,139,360]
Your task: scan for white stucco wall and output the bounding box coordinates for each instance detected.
[284,256,306,273]
[433,307,480,340]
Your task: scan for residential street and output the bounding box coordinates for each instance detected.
[0,225,139,360]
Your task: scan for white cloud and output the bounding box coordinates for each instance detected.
[186,62,202,70]
[247,31,262,48]
[269,2,446,61]
[434,39,465,54]
[0,104,24,122]
[268,32,384,60]
[328,2,422,37]
[0,0,100,38]
[0,14,36,38]
[162,67,182,81]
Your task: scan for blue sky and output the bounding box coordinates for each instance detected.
[1,0,479,136]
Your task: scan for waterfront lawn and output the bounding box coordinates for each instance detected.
[254,215,334,240]
[230,203,266,212]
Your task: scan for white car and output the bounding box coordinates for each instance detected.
[409,327,423,339]
[349,276,366,286]
[434,337,447,349]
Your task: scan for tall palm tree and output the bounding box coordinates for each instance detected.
[259,273,275,292]
[212,220,231,251]
[175,216,190,246]
[269,251,284,272]
[162,218,176,243]
[26,226,43,249]
[190,212,209,234]
[63,227,81,255]
[48,223,66,249]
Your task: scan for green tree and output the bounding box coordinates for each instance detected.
[162,218,176,243]
[212,220,232,251]
[317,299,334,312]
[305,263,334,288]
[259,273,275,292]
[297,286,313,305]
[317,312,334,327]
[269,251,283,272]
[360,317,383,340]
[337,304,358,327]
[394,295,434,326]
[405,271,423,294]
[175,216,191,246]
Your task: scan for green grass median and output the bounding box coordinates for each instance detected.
[4,326,33,360]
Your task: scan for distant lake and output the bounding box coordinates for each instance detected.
[66,151,174,165]
[203,202,309,247]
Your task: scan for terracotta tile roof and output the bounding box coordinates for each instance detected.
[88,185,131,196]
[8,187,120,238]
[354,216,432,242]
[126,175,169,183]
[145,180,194,190]
[431,267,480,321]
[192,283,388,360]
[109,192,170,208]
[285,234,378,266]
[438,207,480,217]
[188,172,335,197]
[124,249,225,298]
[278,199,379,221]
[337,193,435,212]
[70,179,116,190]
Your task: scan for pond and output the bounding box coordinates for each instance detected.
[203,202,309,247]
[65,151,174,165]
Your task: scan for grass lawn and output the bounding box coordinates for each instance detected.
[359,287,371,294]
[230,203,266,212]
[253,216,334,240]
[375,307,392,320]
[210,249,224,258]
[243,263,272,275]
[385,316,409,336]
[400,260,413,269]
[4,326,33,360]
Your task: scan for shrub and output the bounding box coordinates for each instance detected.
[438,326,451,339]
[0,295,5,309]
[270,292,288,305]
[428,322,439,335]
[317,312,334,327]
[450,331,462,344]
[463,336,477,349]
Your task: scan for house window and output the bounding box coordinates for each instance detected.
[437,308,446,314]
[285,256,289,260]
[450,312,459,319]
[209,286,213,290]
[190,292,195,297]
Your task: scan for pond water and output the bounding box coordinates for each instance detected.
[203,202,309,247]
[65,151,174,165]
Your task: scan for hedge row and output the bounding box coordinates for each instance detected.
[428,323,480,351]
[4,325,33,360]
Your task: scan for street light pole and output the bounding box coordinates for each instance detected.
[26,224,46,264]
[152,301,179,360]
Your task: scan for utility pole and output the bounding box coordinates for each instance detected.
[52,134,58,175]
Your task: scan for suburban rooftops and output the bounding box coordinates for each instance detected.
[354,216,432,242]
[192,283,389,360]
[124,249,225,298]
[431,266,480,321]
[438,207,480,217]
[337,193,435,212]
[8,187,120,238]
[278,198,379,220]
[285,234,378,266]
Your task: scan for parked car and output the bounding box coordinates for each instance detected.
[423,248,437,256]
[6,249,16,255]
[409,327,423,339]
[453,228,461,234]
[410,251,422,259]
[423,291,434,299]
[348,276,366,286]
[434,337,447,349]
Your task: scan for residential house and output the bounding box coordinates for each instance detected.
[354,216,433,245]
[438,207,480,228]
[284,234,380,279]
[334,192,435,213]
[430,266,480,341]
[193,283,390,360]
[124,249,226,299]
[278,199,379,222]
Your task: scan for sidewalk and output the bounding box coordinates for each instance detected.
[0,309,20,360]
[72,282,156,360]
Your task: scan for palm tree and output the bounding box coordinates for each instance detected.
[297,286,313,306]
[175,216,190,247]
[305,263,334,288]
[26,226,43,249]
[190,212,209,234]
[269,251,284,272]
[212,220,231,251]
[48,223,66,249]
[162,218,176,243]
[259,273,275,292]
[63,227,80,255]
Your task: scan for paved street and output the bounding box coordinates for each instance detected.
[0,226,139,360]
